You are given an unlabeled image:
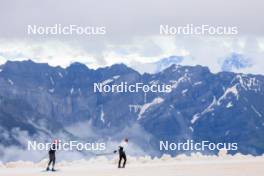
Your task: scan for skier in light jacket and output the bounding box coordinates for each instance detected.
[114,138,128,168]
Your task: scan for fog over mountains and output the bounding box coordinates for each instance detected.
[0,60,264,161]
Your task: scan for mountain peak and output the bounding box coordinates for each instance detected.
[97,63,139,75]
[2,59,52,74]
[164,64,210,74]
[66,62,91,74]
[154,56,184,73]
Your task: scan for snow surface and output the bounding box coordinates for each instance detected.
[50,77,55,85]
[169,73,190,89]
[235,74,261,92]
[182,89,188,95]
[251,105,262,117]
[137,97,164,120]
[171,65,182,72]
[1,153,264,176]
[193,81,202,86]
[100,108,105,123]
[8,79,14,85]
[191,96,217,124]
[191,114,200,124]
[58,72,63,78]
[226,102,233,108]
[48,88,55,93]
[149,80,159,85]
[101,79,113,85]
[191,84,240,124]
[70,88,74,94]
[112,75,120,79]
[217,84,239,105]
[101,75,120,86]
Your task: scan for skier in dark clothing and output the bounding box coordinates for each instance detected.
[114,138,128,168]
[46,140,58,171]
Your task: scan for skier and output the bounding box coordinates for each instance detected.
[114,138,128,168]
[46,139,59,171]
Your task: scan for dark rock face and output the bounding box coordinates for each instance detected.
[0,60,264,156]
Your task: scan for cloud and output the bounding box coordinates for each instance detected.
[0,0,263,75]
[0,0,264,38]
[0,120,154,162]
[0,36,264,75]
[220,53,252,72]
[0,39,99,68]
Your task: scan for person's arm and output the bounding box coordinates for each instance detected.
[113,143,122,153]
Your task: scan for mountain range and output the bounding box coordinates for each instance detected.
[0,60,264,160]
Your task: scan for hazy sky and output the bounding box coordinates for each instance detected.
[0,0,263,74]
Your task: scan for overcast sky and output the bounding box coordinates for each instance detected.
[0,0,263,74]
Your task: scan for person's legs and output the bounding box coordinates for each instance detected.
[118,152,122,168]
[52,156,56,170]
[46,154,52,170]
[122,152,127,168]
